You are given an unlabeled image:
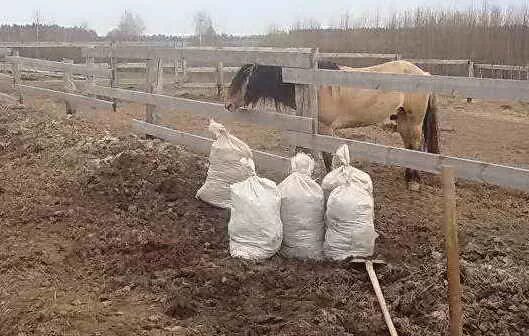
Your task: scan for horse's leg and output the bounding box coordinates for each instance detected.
[396,108,423,191]
[319,122,335,173]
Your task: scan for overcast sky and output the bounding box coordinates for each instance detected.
[1,0,526,36]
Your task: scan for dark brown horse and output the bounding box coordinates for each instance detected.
[225,60,440,190]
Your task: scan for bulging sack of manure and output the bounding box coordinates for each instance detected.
[321,144,373,196]
[228,158,283,260]
[278,153,324,260]
[324,168,378,261]
[196,119,253,208]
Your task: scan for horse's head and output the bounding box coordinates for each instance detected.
[225,64,296,112]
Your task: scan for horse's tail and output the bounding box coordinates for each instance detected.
[422,94,440,154]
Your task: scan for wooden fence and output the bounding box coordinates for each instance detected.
[2,46,529,336]
[2,46,529,193]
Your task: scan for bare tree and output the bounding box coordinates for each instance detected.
[107,10,146,41]
[193,11,216,46]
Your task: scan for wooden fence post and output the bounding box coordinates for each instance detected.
[12,50,23,105]
[216,61,225,99]
[110,53,118,112]
[63,58,77,114]
[180,58,187,85]
[290,48,319,157]
[145,57,162,130]
[441,166,463,336]
[466,60,474,103]
[85,56,96,97]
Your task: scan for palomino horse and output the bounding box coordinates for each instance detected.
[225,60,440,190]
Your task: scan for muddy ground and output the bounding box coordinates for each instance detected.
[0,81,528,336]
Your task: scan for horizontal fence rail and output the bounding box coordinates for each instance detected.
[282,131,529,193]
[0,41,176,48]
[87,85,313,132]
[132,120,290,175]
[6,56,111,78]
[475,64,529,71]
[320,52,397,59]
[117,63,240,73]
[283,68,529,102]
[82,46,314,68]
[406,59,470,65]
[17,84,113,108]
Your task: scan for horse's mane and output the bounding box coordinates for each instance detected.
[230,61,340,110]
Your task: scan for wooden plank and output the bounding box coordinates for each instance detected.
[17,84,113,109]
[87,85,313,133]
[0,41,174,48]
[282,131,529,193]
[406,59,470,65]
[475,64,528,71]
[320,52,397,59]
[117,63,239,73]
[283,68,529,102]
[181,83,229,89]
[6,56,111,78]
[82,46,313,68]
[131,120,290,175]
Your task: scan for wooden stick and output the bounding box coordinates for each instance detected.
[366,261,398,336]
[441,166,463,336]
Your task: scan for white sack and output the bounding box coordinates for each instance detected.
[321,144,373,196]
[229,158,283,260]
[324,169,378,261]
[196,119,253,208]
[278,153,325,260]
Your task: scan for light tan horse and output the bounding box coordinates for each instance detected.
[225,60,439,189]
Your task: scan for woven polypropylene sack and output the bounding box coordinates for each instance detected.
[228,158,283,260]
[278,153,324,260]
[322,144,373,196]
[324,171,378,261]
[196,119,253,208]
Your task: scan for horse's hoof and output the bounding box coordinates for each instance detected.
[408,182,421,192]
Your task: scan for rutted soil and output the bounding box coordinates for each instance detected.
[0,95,528,335]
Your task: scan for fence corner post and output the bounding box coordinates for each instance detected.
[216,61,225,100]
[441,165,463,336]
[109,42,119,112]
[144,57,162,138]
[85,56,96,97]
[467,60,474,103]
[12,50,23,105]
[63,58,77,115]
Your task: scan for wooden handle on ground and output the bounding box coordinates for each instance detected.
[366,261,399,336]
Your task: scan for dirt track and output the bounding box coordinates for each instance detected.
[1,88,529,335]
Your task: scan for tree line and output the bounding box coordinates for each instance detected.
[262,5,529,65]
